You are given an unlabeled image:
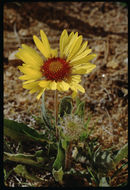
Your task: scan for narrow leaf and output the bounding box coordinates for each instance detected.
[53,141,65,170]
[4,118,52,144]
[52,167,64,184]
[14,164,43,182]
[75,101,85,118]
[113,143,128,167]
[4,152,46,168]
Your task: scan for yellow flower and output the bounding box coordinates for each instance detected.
[16,30,96,99]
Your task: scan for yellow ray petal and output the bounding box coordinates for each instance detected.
[63,31,75,52]
[39,80,51,88]
[36,89,45,100]
[68,31,75,42]
[33,35,51,58]
[70,85,77,92]
[21,44,43,66]
[18,66,42,79]
[56,84,63,91]
[60,29,68,58]
[70,54,97,66]
[72,63,96,74]
[19,74,41,81]
[57,81,70,91]
[19,75,29,80]
[70,49,92,63]
[28,83,43,94]
[71,75,81,83]
[69,41,88,62]
[64,32,78,57]
[75,83,85,93]
[72,91,78,99]
[29,87,40,94]
[23,80,35,84]
[70,83,85,93]
[40,30,50,51]
[60,31,75,58]
[50,48,58,57]
[66,35,83,62]
[23,81,39,90]
[16,52,41,70]
[49,81,57,90]
[15,46,43,70]
[76,41,88,55]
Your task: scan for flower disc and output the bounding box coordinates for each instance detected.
[42,57,71,81]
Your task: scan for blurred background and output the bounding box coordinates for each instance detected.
[4,2,128,150]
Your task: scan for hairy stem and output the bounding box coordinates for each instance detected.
[54,90,58,139]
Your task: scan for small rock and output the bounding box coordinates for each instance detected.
[8,50,19,61]
[19,29,30,36]
[107,60,118,69]
[124,58,128,65]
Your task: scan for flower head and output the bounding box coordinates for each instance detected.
[16,30,96,99]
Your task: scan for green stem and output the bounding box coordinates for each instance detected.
[41,92,51,128]
[41,92,46,117]
[54,90,58,139]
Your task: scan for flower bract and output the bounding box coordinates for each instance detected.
[59,114,85,141]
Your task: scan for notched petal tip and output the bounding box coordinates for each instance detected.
[40,29,44,33]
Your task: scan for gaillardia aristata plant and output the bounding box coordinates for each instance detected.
[15,29,96,99]
[4,30,128,187]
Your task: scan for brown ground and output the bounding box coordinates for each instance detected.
[4,2,128,187]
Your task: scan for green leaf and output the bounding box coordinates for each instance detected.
[14,164,43,182]
[34,150,44,157]
[79,116,92,141]
[84,115,91,129]
[4,118,52,144]
[79,131,87,141]
[4,169,13,181]
[113,143,128,167]
[93,149,114,173]
[4,151,46,168]
[52,167,64,184]
[59,96,72,117]
[61,139,69,151]
[4,141,14,153]
[75,101,85,118]
[86,121,96,139]
[119,2,127,7]
[87,167,98,184]
[53,140,65,170]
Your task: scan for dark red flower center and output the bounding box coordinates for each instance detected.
[41,57,71,81]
